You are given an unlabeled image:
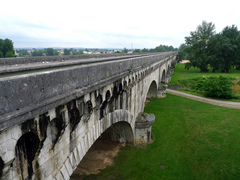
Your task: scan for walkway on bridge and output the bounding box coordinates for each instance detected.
[167,89,240,109]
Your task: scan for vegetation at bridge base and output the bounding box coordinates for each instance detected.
[168,64,240,101]
[179,21,240,72]
[80,94,240,180]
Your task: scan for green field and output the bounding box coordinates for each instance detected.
[170,64,240,85]
[83,94,240,180]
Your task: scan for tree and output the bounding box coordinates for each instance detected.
[123,47,128,53]
[185,21,216,72]
[45,48,54,56]
[32,50,44,56]
[18,49,30,57]
[178,44,189,61]
[208,25,239,72]
[53,49,59,56]
[64,48,71,55]
[0,38,14,58]
[222,25,240,71]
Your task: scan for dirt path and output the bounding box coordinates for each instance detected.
[167,89,240,109]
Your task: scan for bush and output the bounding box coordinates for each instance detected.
[200,76,234,99]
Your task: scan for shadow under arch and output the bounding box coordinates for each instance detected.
[161,69,166,83]
[146,80,157,99]
[101,121,134,144]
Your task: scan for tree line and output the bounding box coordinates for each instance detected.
[179,21,240,72]
[133,44,178,53]
[16,48,85,57]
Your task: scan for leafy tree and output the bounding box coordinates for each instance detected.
[178,44,189,61]
[0,39,3,58]
[18,49,30,57]
[32,50,44,56]
[123,47,128,53]
[45,48,54,56]
[53,49,59,56]
[199,76,234,99]
[133,49,141,53]
[185,21,216,72]
[208,25,239,72]
[142,48,149,52]
[0,38,14,58]
[79,50,83,54]
[64,48,71,55]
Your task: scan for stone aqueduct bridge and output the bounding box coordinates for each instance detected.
[0,52,177,180]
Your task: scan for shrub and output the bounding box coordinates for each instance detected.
[200,76,234,99]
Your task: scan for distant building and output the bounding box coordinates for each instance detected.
[114,49,122,53]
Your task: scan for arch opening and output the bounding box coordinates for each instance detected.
[161,69,166,83]
[15,132,40,180]
[71,121,133,177]
[146,81,157,99]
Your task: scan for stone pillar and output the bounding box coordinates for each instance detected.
[165,73,172,83]
[157,84,167,98]
[134,113,155,145]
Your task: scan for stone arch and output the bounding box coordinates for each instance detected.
[100,109,134,143]
[146,80,158,99]
[15,132,40,180]
[101,121,134,144]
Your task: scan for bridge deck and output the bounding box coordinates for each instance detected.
[0,53,152,77]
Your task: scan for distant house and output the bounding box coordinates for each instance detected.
[58,49,64,54]
[114,49,122,53]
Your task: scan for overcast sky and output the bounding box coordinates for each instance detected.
[1,0,240,49]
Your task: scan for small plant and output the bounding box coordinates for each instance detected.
[128,65,134,73]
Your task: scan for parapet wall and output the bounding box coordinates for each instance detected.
[0,53,148,66]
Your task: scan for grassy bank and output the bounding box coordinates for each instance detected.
[169,64,240,101]
[83,94,240,180]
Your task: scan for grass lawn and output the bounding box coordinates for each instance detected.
[169,64,240,85]
[83,94,240,180]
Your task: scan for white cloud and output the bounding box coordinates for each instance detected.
[1,0,240,49]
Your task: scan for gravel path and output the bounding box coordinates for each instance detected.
[167,89,240,109]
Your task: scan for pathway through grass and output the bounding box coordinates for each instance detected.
[82,94,240,180]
